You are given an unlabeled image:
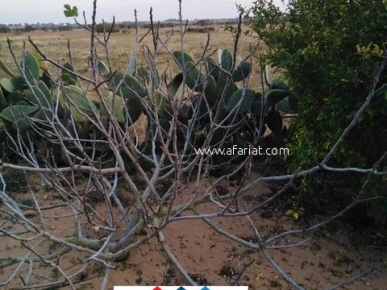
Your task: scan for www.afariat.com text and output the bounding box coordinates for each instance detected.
[194,145,290,156]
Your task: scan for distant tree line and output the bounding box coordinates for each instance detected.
[0,24,10,33]
[0,23,75,33]
[0,17,239,34]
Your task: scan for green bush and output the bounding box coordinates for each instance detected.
[246,0,387,224]
[58,25,73,31]
[24,25,37,32]
[247,0,387,168]
[95,22,120,33]
[0,25,11,33]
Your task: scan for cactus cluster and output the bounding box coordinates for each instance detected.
[0,47,299,163]
[155,48,299,153]
[0,52,147,161]
[0,54,46,140]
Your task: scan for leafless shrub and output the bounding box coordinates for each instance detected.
[0,0,386,289]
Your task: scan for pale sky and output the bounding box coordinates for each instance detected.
[0,0,285,25]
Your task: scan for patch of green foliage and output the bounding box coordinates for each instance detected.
[247,0,387,168]
[95,22,120,33]
[0,25,11,34]
[246,0,387,225]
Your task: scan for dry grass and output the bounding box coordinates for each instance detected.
[0,25,264,90]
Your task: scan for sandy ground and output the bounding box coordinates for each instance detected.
[0,180,386,290]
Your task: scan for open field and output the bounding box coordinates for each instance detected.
[0,25,263,88]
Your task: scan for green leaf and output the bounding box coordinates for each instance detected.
[204,75,217,104]
[219,49,233,72]
[179,104,192,123]
[62,73,76,86]
[64,10,73,17]
[136,67,161,89]
[265,110,283,136]
[0,59,15,77]
[9,91,25,104]
[72,6,79,17]
[63,85,97,116]
[100,93,126,123]
[0,105,39,123]
[128,52,137,76]
[216,72,236,103]
[0,87,6,110]
[185,61,203,92]
[0,76,25,93]
[226,88,256,114]
[0,78,15,93]
[111,73,147,99]
[13,118,32,132]
[173,51,196,70]
[62,62,77,85]
[265,89,291,108]
[63,4,78,17]
[269,78,290,91]
[251,92,264,118]
[156,91,173,121]
[232,61,251,82]
[0,123,5,141]
[206,58,220,80]
[24,81,52,108]
[136,67,149,87]
[172,51,205,92]
[12,76,26,91]
[276,95,299,114]
[63,62,75,73]
[23,54,40,83]
[168,73,183,98]
[98,60,110,76]
[125,94,143,125]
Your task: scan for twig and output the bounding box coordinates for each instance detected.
[158,231,197,285]
[324,262,384,290]
[246,215,305,290]
[229,259,255,285]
